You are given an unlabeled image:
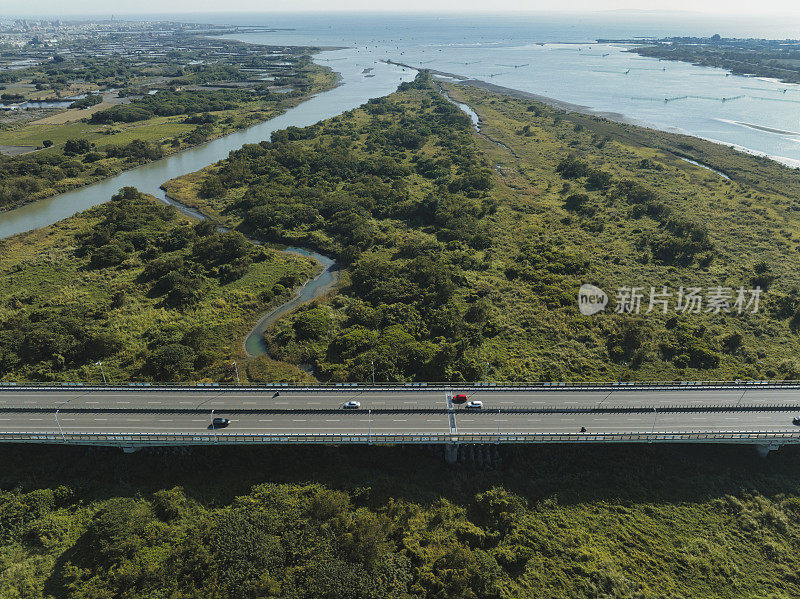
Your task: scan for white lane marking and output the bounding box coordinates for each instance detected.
[158,419,173,422]
[93,418,107,421]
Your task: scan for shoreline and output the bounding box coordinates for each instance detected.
[451,79,800,170]
[388,57,800,170]
[385,59,656,127]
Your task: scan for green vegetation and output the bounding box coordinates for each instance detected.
[5,43,800,599]
[2,441,800,598]
[163,72,800,382]
[629,36,800,83]
[0,36,336,212]
[68,94,102,110]
[89,89,278,124]
[0,188,318,382]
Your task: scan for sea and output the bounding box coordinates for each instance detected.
[5,11,800,239]
[186,11,800,167]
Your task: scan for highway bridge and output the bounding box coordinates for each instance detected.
[2,381,800,458]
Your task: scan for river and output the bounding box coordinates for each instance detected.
[220,14,800,168]
[4,14,800,356]
[0,51,416,239]
[0,48,417,358]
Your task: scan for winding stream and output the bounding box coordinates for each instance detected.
[159,196,338,358]
[0,50,417,356]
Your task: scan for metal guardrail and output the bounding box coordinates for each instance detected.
[3,405,800,414]
[4,380,800,392]
[1,430,798,446]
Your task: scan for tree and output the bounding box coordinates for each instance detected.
[293,308,332,339]
[63,138,92,156]
[145,344,196,380]
[199,175,224,199]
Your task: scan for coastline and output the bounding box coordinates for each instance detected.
[449,79,800,169]
[386,59,652,127]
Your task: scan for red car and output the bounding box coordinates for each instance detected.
[452,394,468,403]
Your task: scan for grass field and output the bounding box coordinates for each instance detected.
[1,440,800,597]
[162,74,800,383]
[0,191,319,383]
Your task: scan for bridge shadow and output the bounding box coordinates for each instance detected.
[1,442,798,510]
[18,440,799,597]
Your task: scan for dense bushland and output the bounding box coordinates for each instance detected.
[0,188,316,382]
[2,442,800,598]
[163,72,800,382]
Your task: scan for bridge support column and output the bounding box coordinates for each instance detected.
[444,444,458,464]
[755,443,782,458]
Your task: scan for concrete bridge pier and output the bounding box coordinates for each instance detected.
[755,443,783,458]
[445,444,458,464]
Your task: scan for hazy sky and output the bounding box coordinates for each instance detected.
[5,0,800,16]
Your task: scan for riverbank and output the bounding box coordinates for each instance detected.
[0,54,417,240]
[0,63,338,215]
[454,78,634,125]
[390,59,665,132]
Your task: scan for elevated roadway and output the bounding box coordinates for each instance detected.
[0,383,798,454]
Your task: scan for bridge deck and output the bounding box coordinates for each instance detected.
[0,384,798,447]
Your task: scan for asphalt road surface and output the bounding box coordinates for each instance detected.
[0,386,799,438]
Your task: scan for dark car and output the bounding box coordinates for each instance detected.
[452,393,468,403]
[793,416,800,426]
[212,417,230,427]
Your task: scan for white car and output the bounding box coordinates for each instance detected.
[343,400,361,409]
[465,400,483,410]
